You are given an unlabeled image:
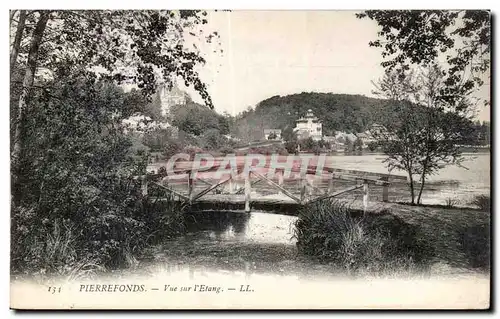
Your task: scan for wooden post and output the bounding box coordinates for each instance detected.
[363,180,369,213]
[228,176,235,194]
[300,174,307,204]
[381,176,389,202]
[141,176,148,196]
[277,170,284,194]
[245,170,251,213]
[188,173,194,203]
[327,174,334,194]
[308,176,314,196]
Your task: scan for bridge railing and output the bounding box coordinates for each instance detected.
[140,156,407,213]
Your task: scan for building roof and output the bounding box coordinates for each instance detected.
[296,109,321,123]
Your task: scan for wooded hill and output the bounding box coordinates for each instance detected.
[231,92,387,142]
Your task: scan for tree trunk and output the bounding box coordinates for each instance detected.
[10,10,27,71]
[417,172,426,205]
[409,175,415,205]
[408,168,415,205]
[12,12,50,204]
[10,10,17,23]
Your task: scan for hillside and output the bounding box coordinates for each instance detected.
[231,92,387,142]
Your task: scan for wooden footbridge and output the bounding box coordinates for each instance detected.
[141,156,408,214]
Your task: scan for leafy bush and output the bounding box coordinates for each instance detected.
[367,141,379,152]
[10,75,187,278]
[218,146,235,155]
[284,140,298,154]
[293,200,434,276]
[182,145,204,160]
[444,197,459,208]
[470,195,490,212]
[458,223,490,269]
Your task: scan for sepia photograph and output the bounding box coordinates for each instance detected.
[8,6,491,310]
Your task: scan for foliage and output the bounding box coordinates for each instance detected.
[353,138,363,151]
[143,127,178,151]
[11,10,218,106]
[344,138,353,152]
[444,197,459,208]
[293,201,434,276]
[469,121,491,146]
[232,93,386,142]
[284,140,299,154]
[372,66,476,204]
[357,10,490,109]
[470,195,490,212]
[171,102,230,136]
[267,132,278,140]
[218,146,235,155]
[162,139,183,160]
[367,141,379,152]
[10,9,222,276]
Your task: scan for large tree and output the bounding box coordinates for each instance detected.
[9,10,220,274]
[357,10,491,110]
[10,10,219,202]
[373,65,475,204]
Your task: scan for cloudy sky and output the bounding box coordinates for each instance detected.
[184,10,490,121]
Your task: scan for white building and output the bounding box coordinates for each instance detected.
[158,82,189,116]
[293,109,322,141]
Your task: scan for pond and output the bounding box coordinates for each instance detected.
[108,153,491,308]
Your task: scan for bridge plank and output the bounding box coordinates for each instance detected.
[251,170,302,204]
[150,182,189,201]
[191,177,232,202]
[306,184,364,205]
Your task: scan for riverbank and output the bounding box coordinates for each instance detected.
[129,200,490,280]
[10,199,490,310]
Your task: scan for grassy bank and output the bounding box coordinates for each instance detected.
[11,187,188,282]
[294,200,490,276]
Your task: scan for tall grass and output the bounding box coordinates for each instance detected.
[293,200,433,276]
[470,195,490,212]
[24,219,102,281]
[444,197,459,208]
[11,184,188,279]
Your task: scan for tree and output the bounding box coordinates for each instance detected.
[300,137,316,152]
[201,128,227,150]
[267,132,277,140]
[344,138,353,152]
[367,141,379,152]
[11,73,157,271]
[353,138,364,152]
[10,10,219,190]
[9,10,220,274]
[373,66,475,204]
[357,10,490,110]
[284,140,298,154]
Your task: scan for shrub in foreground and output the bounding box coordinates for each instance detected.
[293,200,434,276]
[470,195,490,212]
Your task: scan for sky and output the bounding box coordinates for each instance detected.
[182,10,490,122]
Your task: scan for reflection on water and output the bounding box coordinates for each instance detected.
[185,211,252,240]
[184,211,296,244]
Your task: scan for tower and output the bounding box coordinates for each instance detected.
[159,81,189,117]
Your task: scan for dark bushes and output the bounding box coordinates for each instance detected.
[458,224,490,269]
[10,76,187,279]
[293,200,435,275]
[470,195,490,212]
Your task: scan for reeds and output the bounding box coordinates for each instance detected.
[470,194,490,212]
[293,200,426,276]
